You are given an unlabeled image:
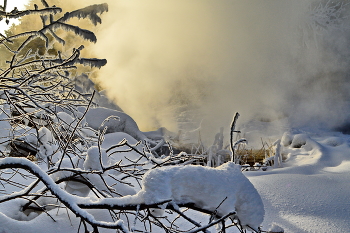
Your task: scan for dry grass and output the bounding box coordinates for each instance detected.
[234,138,275,165]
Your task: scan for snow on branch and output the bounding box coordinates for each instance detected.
[58,3,108,26]
[0,3,108,74]
[74,58,107,69]
[0,157,130,231]
[4,31,46,43]
[0,155,265,232]
[50,22,97,43]
[0,7,62,19]
[308,0,348,31]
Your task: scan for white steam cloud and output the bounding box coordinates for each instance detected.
[86,0,350,143]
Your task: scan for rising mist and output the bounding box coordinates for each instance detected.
[82,0,350,144]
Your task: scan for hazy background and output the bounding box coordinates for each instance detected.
[89,0,350,142]
[16,0,350,144]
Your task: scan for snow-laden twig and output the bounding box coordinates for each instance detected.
[57,90,96,169]
[58,3,108,26]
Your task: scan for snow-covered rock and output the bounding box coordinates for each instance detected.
[290,134,309,148]
[101,132,140,150]
[84,107,151,143]
[281,131,293,147]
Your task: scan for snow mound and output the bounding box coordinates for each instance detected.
[279,132,350,170]
[137,162,264,230]
[37,127,58,159]
[84,107,150,142]
[281,131,293,147]
[56,112,81,130]
[101,132,140,150]
[290,134,309,148]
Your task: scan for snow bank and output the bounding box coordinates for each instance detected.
[137,162,264,230]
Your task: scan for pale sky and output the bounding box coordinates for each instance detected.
[0,0,29,34]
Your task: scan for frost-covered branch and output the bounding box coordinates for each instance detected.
[0,157,131,231]
[0,157,245,232]
[230,112,246,163]
[58,3,108,26]
[0,7,62,19]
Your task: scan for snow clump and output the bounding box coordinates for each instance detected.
[136,161,264,231]
[84,146,107,171]
[37,127,58,159]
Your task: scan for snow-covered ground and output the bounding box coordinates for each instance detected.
[246,130,350,232]
[1,123,350,232]
[1,93,350,232]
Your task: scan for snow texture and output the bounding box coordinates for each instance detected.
[246,129,350,233]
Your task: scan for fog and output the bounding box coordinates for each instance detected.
[80,0,350,144]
